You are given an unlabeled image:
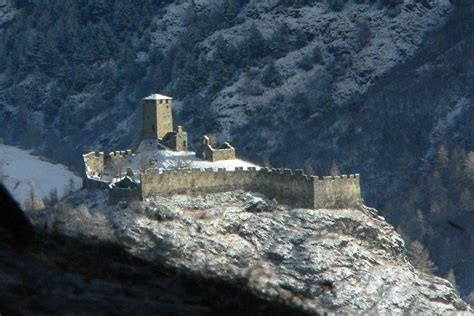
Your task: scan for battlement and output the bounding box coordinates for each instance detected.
[83,149,135,181]
[108,149,134,159]
[142,167,361,209]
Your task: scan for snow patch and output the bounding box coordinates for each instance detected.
[0,145,82,208]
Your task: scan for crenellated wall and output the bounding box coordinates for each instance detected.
[141,167,361,209]
[107,150,134,174]
[314,175,361,209]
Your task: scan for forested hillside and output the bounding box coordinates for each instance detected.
[0,0,473,301]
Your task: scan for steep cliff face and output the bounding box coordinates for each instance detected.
[26,189,470,314]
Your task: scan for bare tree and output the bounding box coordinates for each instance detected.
[407,240,437,274]
[24,182,44,211]
[445,268,458,293]
[304,163,316,176]
[139,153,151,173]
[330,162,340,176]
[465,151,474,180]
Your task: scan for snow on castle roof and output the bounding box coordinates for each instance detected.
[143,94,173,100]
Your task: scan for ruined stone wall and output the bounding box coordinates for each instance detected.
[210,148,236,162]
[141,168,361,209]
[106,150,134,177]
[174,129,188,152]
[83,152,105,177]
[162,127,188,152]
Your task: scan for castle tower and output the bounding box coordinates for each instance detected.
[142,94,173,140]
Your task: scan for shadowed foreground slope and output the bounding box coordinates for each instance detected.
[26,189,472,315]
[0,184,312,315]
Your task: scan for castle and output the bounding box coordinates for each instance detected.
[83,94,362,209]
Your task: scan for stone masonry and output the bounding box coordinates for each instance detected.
[142,94,174,140]
[141,168,361,209]
[196,135,236,162]
[83,93,363,209]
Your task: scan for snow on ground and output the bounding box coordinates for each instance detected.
[0,144,82,208]
[130,140,259,173]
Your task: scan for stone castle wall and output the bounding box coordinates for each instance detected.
[83,152,105,177]
[107,150,134,176]
[210,148,236,162]
[196,136,236,162]
[314,175,361,209]
[142,167,361,209]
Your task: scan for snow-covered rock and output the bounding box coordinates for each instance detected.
[133,139,259,171]
[30,189,471,314]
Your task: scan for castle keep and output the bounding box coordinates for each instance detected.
[142,94,174,140]
[83,93,363,209]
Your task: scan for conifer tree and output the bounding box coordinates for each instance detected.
[269,24,290,57]
[261,62,282,88]
[245,23,267,60]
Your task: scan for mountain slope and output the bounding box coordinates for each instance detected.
[0,0,473,298]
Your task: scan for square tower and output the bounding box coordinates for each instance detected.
[142,94,174,140]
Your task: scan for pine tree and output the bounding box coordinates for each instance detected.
[269,23,290,57]
[312,46,323,64]
[261,62,282,88]
[66,178,76,195]
[245,23,267,60]
[297,55,313,71]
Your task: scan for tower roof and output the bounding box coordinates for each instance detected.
[143,94,173,101]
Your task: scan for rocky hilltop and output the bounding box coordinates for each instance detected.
[24,189,469,315]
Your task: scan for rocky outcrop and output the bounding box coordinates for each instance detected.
[30,189,471,314]
[0,185,314,315]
